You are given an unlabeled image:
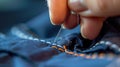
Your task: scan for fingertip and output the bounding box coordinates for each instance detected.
[81,17,104,40]
[50,16,65,25]
[62,14,79,29]
[48,0,68,25]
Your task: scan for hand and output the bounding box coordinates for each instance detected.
[47,0,120,40]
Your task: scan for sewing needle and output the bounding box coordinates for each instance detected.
[53,14,79,44]
[53,26,63,44]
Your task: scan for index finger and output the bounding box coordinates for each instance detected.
[47,0,68,25]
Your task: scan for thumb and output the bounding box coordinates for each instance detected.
[80,17,104,40]
[69,0,120,17]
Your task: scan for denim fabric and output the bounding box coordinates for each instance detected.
[0,3,120,67]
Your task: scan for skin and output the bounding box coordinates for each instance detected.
[47,0,68,25]
[47,0,120,40]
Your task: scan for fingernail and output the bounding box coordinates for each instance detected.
[81,32,88,39]
[50,18,56,25]
[61,24,66,29]
[79,10,93,17]
[68,0,87,12]
[80,22,88,39]
[48,10,56,25]
[71,11,76,15]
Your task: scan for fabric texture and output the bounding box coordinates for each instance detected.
[0,12,120,67]
[0,0,120,66]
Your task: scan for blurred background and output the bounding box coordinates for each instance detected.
[0,0,48,32]
[0,0,79,39]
